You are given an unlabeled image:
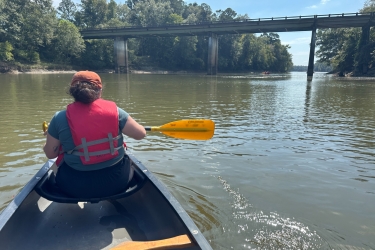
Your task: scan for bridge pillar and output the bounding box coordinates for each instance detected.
[114,37,128,73]
[307,26,317,81]
[207,33,218,75]
[358,24,370,74]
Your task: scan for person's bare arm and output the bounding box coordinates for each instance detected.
[43,133,61,159]
[122,116,146,140]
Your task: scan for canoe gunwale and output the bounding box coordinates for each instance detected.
[0,159,56,231]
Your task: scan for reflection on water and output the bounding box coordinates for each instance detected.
[0,72,375,249]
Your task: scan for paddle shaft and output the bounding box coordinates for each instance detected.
[43,119,215,140]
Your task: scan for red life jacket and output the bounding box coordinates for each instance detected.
[64,99,123,165]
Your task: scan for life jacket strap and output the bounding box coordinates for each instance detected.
[66,133,123,161]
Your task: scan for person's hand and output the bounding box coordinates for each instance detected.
[42,121,48,136]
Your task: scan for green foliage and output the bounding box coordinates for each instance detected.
[50,20,85,63]
[77,0,108,28]
[315,1,375,75]
[166,13,184,24]
[215,8,237,21]
[237,33,292,72]
[78,39,114,69]
[316,27,370,75]
[362,0,375,12]
[131,0,174,26]
[14,49,40,64]
[0,0,5,40]
[107,0,117,20]
[57,0,77,23]
[0,0,26,43]
[20,0,57,51]
[0,41,14,61]
[0,0,294,72]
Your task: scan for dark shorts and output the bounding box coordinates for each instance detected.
[55,155,132,198]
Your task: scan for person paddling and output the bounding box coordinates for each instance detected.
[43,71,146,198]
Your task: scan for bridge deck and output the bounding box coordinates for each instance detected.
[81,12,375,39]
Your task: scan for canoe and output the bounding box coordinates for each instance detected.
[0,154,212,250]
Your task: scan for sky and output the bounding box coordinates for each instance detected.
[53,0,368,65]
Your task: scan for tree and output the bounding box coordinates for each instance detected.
[126,0,140,10]
[77,0,108,28]
[116,3,131,23]
[332,29,361,74]
[57,0,77,23]
[0,41,14,61]
[314,1,375,75]
[182,3,213,22]
[260,33,292,72]
[0,0,6,40]
[166,13,184,25]
[215,8,237,21]
[131,0,173,26]
[107,0,117,21]
[362,0,375,12]
[316,28,348,65]
[218,34,242,70]
[79,39,114,69]
[19,0,56,51]
[0,0,26,44]
[169,0,185,15]
[51,20,85,63]
[316,28,361,74]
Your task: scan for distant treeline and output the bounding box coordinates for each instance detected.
[293,62,333,72]
[0,0,293,72]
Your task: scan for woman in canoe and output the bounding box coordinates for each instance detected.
[43,71,146,198]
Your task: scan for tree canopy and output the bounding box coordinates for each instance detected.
[316,0,375,76]
[0,0,294,72]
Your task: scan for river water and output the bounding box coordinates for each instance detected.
[0,72,374,249]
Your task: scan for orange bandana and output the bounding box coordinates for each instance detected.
[70,71,102,89]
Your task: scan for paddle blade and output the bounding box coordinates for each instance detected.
[111,234,193,250]
[154,119,215,132]
[145,119,215,140]
[161,130,214,140]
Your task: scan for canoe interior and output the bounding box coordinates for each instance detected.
[0,158,208,250]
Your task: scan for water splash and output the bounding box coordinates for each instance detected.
[218,176,323,249]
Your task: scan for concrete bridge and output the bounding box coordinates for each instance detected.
[80,12,375,79]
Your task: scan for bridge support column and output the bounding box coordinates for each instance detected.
[307,26,317,81]
[358,24,370,74]
[207,33,218,75]
[114,37,128,73]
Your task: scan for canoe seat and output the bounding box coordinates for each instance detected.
[34,165,146,204]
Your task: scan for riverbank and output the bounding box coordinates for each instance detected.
[1,61,375,77]
[0,62,78,74]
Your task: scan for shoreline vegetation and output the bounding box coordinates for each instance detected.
[1,1,374,77]
[2,62,374,77]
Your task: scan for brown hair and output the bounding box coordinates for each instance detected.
[68,71,103,104]
[68,81,101,104]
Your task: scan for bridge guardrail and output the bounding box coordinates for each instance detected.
[80,12,375,32]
